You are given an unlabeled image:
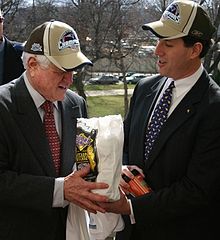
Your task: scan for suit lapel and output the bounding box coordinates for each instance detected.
[12,77,56,176]
[125,76,167,169]
[145,71,210,169]
[142,76,168,132]
[59,95,82,176]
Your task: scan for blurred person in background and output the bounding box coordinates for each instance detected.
[0,9,24,84]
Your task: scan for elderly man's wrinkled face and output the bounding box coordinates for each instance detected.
[27,57,73,101]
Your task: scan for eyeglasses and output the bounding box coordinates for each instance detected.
[73,66,85,74]
[0,17,4,23]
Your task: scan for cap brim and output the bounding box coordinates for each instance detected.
[46,51,93,72]
[142,20,187,40]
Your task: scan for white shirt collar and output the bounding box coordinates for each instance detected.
[168,64,204,98]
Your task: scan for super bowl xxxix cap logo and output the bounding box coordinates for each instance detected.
[59,30,79,51]
[162,3,180,23]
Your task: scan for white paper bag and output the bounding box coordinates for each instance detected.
[77,115,124,239]
[89,212,124,240]
[67,115,124,240]
[66,203,90,240]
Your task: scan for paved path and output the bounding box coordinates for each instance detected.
[85,89,134,97]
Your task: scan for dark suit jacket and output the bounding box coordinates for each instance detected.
[117,71,220,240]
[0,76,87,240]
[2,36,25,84]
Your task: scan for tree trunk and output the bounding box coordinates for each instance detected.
[74,72,87,100]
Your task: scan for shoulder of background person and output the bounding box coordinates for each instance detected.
[4,36,24,55]
[65,88,86,104]
[62,89,87,117]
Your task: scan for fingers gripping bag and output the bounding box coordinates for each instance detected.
[66,114,124,240]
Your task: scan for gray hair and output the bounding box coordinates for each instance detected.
[22,52,51,70]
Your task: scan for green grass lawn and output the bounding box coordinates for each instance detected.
[71,83,133,118]
[71,82,135,91]
[84,83,134,91]
[87,95,127,118]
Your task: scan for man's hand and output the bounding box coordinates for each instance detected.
[98,188,131,215]
[64,165,109,214]
[122,165,145,178]
[120,165,145,195]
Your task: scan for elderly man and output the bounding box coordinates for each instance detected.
[0,20,108,240]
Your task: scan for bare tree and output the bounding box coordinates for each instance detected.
[109,1,146,116]
[1,0,25,39]
[54,0,123,100]
[56,1,144,106]
[64,0,147,115]
[2,0,219,116]
[200,0,220,83]
[4,0,59,41]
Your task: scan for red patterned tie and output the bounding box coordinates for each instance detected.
[41,101,61,175]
